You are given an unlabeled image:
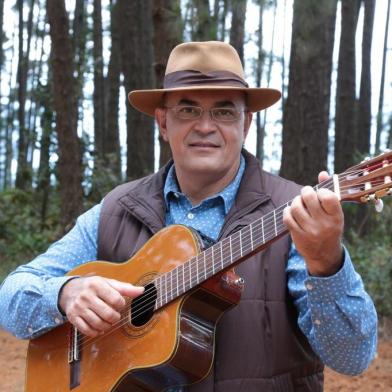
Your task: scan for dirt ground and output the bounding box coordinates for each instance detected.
[1,328,391,392]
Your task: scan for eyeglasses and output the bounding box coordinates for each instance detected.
[165,105,247,122]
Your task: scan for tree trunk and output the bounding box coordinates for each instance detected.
[255,0,265,162]
[357,0,375,157]
[0,0,4,189]
[15,0,35,189]
[118,0,155,180]
[192,0,215,40]
[104,0,121,180]
[93,0,105,162]
[72,0,87,126]
[37,81,53,228]
[47,0,84,230]
[90,0,107,200]
[152,0,182,167]
[229,0,247,66]
[230,0,246,65]
[27,6,45,171]
[3,28,17,189]
[375,0,391,153]
[261,0,277,165]
[334,0,361,174]
[218,0,228,41]
[281,0,288,110]
[280,0,337,185]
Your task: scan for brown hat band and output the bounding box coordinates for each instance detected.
[163,70,249,89]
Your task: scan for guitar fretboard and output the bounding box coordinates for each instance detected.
[154,182,331,309]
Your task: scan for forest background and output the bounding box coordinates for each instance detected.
[0,0,391,325]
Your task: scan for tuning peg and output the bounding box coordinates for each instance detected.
[374,198,384,213]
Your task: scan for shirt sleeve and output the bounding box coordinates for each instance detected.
[0,203,101,339]
[287,243,378,375]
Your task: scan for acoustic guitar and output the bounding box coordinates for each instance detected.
[25,151,392,391]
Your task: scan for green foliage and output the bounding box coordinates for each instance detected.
[344,202,392,317]
[0,188,62,280]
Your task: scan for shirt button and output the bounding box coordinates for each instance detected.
[305,283,314,290]
[28,327,33,334]
[54,317,61,325]
[174,192,180,198]
[314,319,321,326]
[187,212,194,220]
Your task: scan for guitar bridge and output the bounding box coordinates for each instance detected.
[68,325,82,389]
[68,325,81,363]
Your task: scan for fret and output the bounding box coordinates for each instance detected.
[211,245,215,275]
[250,222,254,250]
[182,263,185,294]
[273,209,278,237]
[187,259,192,291]
[229,236,233,265]
[239,230,243,257]
[176,266,179,297]
[164,274,168,305]
[203,251,207,280]
[155,276,161,308]
[220,241,224,270]
[165,271,173,301]
[195,257,199,284]
[246,225,252,253]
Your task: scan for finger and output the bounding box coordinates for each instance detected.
[288,195,310,230]
[318,171,330,183]
[72,315,101,338]
[79,307,113,333]
[283,206,303,233]
[88,296,122,324]
[82,277,127,311]
[300,186,323,219]
[317,188,343,216]
[107,279,145,299]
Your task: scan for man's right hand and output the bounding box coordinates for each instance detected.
[59,276,145,337]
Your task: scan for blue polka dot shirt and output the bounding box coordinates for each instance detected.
[0,156,377,375]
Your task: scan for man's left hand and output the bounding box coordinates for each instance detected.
[283,171,344,276]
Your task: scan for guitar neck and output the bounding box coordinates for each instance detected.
[154,180,335,310]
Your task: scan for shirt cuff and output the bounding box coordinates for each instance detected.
[42,276,77,325]
[304,247,358,303]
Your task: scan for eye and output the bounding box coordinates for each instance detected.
[213,108,237,121]
[177,106,200,117]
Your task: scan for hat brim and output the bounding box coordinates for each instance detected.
[128,86,281,117]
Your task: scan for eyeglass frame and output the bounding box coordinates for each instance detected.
[164,104,249,123]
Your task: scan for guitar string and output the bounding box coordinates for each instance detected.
[78,172,390,347]
[78,175,390,348]
[78,172,389,347]
[77,177,335,346]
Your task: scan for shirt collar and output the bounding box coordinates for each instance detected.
[164,154,246,214]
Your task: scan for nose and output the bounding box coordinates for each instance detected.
[194,109,217,133]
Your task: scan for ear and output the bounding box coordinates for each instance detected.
[243,111,253,140]
[155,108,168,142]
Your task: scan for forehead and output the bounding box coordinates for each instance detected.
[165,89,246,107]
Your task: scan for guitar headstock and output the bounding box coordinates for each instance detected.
[338,150,392,205]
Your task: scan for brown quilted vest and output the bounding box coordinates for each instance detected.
[98,150,324,391]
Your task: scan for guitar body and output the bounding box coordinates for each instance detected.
[25,225,242,392]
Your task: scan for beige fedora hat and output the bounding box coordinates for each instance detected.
[128,41,281,117]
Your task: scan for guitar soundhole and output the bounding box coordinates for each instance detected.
[131,283,157,327]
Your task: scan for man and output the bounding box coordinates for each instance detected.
[0,41,377,391]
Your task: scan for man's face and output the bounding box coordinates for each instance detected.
[156,90,252,182]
